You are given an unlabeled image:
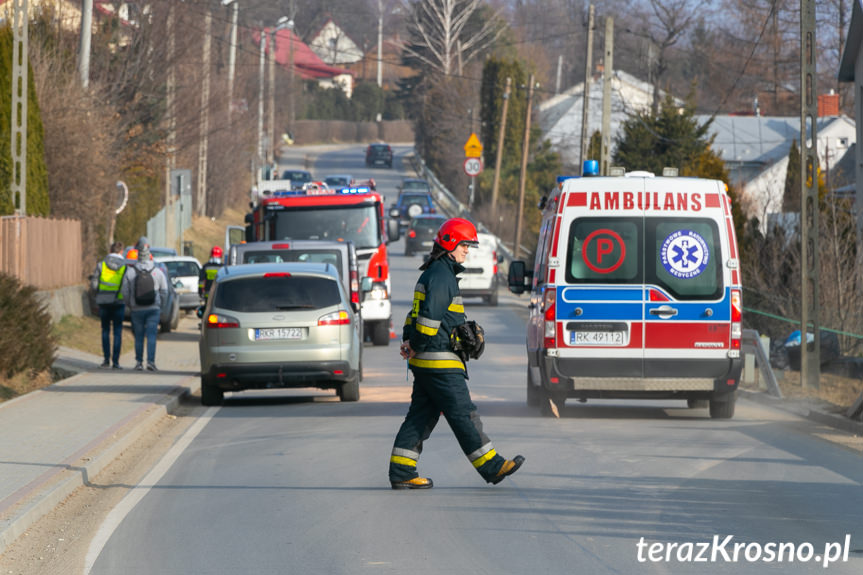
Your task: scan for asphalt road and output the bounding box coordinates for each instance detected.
[86,145,863,575]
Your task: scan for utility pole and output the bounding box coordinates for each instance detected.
[468,107,475,209]
[287,21,296,136]
[78,0,92,89]
[257,23,266,176]
[579,4,595,168]
[600,16,614,176]
[226,0,238,122]
[10,0,28,215]
[197,5,212,217]
[800,0,820,389]
[268,29,277,166]
[165,1,176,209]
[377,0,384,87]
[514,74,535,257]
[555,55,563,95]
[490,77,511,228]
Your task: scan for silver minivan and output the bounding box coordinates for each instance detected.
[198,263,361,405]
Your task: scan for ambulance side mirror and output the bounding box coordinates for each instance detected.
[508,260,532,295]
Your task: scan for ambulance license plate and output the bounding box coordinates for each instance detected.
[255,327,303,341]
[571,331,627,345]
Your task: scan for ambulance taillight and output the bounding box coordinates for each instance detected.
[543,287,556,348]
[730,289,742,353]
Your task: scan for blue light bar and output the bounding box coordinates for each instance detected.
[271,189,304,197]
[556,175,578,184]
[337,186,372,195]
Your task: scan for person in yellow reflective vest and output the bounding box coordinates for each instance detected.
[91,241,126,369]
[389,218,524,489]
[198,245,224,305]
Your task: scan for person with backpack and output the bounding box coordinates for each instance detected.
[91,241,126,369]
[121,238,168,371]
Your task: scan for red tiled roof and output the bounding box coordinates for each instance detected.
[254,27,353,80]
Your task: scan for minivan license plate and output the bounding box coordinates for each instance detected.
[255,327,303,341]
[572,331,626,345]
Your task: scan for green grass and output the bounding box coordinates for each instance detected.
[52,314,106,356]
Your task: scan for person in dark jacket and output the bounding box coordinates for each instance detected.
[389,217,524,489]
[199,246,224,304]
[121,238,168,371]
[91,241,126,369]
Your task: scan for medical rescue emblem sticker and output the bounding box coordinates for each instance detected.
[661,230,709,279]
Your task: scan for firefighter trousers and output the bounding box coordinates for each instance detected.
[389,369,506,483]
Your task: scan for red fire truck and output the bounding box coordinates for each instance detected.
[243,183,394,346]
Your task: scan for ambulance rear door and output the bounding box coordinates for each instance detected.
[641,177,731,381]
[556,176,647,380]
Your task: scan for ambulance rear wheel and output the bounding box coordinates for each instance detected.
[709,393,736,419]
[526,368,540,407]
[371,321,390,346]
[539,388,565,418]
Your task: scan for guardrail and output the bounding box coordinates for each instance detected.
[407,151,516,277]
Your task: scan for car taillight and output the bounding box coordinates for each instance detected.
[543,287,556,349]
[408,230,416,238]
[272,243,291,249]
[318,310,350,326]
[264,272,291,278]
[492,251,498,275]
[206,313,239,328]
[350,270,360,305]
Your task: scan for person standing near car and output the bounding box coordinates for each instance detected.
[121,238,168,371]
[91,241,126,369]
[389,217,524,489]
[198,246,224,306]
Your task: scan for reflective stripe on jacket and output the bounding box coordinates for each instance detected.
[403,255,466,373]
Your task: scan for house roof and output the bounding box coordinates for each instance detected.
[256,27,353,80]
[839,0,863,81]
[696,115,855,167]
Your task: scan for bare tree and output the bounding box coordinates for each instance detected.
[403,0,506,76]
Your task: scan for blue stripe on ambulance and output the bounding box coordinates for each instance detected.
[558,286,732,322]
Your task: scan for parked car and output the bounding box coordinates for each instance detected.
[404,214,446,257]
[281,169,313,188]
[155,255,202,311]
[198,262,362,405]
[458,231,501,306]
[389,191,436,230]
[365,143,393,168]
[324,174,354,189]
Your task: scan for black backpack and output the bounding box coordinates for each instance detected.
[134,265,157,306]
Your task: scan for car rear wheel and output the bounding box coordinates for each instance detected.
[487,289,498,306]
[526,367,540,407]
[338,374,360,402]
[709,392,736,419]
[371,321,390,346]
[201,376,224,406]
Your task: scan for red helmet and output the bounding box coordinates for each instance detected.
[211,246,223,258]
[434,218,479,252]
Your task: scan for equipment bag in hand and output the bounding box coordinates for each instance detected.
[451,320,485,362]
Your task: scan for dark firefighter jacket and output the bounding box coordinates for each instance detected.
[402,255,466,373]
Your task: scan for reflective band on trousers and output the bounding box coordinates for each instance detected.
[390,448,419,467]
[409,351,464,371]
[469,443,497,468]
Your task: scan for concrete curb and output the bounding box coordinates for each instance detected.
[0,365,200,557]
[738,388,863,436]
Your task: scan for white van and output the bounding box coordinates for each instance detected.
[509,171,742,419]
[458,231,501,306]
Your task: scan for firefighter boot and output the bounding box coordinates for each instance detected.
[490,455,525,485]
[391,477,434,490]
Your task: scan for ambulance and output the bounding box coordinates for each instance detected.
[508,167,742,419]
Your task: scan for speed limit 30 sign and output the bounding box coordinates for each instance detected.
[463,157,483,177]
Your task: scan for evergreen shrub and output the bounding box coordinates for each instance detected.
[0,272,56,377]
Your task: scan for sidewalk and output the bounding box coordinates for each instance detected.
[0,317,201,556]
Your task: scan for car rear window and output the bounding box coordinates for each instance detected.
[402,181,429,191]
[214,275,341,312]
[163,261,199,277]
[240,249,342,273]
[412,218,444,231]
[565,216,722,300]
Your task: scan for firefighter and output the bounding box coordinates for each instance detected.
[389,217,524,489]
[198,246,224,306]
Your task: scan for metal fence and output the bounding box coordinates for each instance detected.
[0,216,82,289]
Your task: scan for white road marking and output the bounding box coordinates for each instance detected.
[83,406,220,575]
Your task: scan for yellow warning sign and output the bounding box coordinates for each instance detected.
[464,133,483,158]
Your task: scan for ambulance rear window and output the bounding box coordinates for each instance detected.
[647,219,722,300]
[566,218,641,283]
